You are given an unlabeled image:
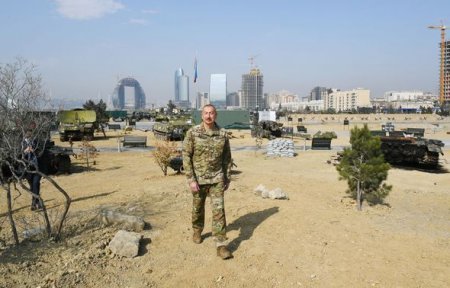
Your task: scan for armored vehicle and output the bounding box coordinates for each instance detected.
[370,130,445,167]
[0,136,73,178]
[40,140,73,174]
[58,109,97,142]
[152,119,193,141]
[251,120,283,139]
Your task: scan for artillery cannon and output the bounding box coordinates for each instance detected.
[370,130,445,167]
[252,120,283,139]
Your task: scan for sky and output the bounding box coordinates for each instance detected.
[0,0,449,108]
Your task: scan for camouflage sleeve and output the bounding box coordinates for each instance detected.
[222,133,232,181]
[182,129,196,183]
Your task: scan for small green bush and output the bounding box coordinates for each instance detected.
[336,124,391,210]
[313,131,337,139]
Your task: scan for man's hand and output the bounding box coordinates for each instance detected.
[189,181,200,193]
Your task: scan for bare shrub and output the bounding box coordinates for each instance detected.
[0,58,71,244]
[77,140,98,169]
[152,140,178,176]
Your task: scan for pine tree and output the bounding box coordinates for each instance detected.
[83,99,108,124]
[336,124,392,210]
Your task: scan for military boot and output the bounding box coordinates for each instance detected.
[217,246,233,260]
[193,229,202,244]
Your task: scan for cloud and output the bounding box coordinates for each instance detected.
[129,18,148,26]
[142,9,159,14]
[55,0,124,20]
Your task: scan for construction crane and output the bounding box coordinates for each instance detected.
[248,55,258,69]
[428,23,447,105]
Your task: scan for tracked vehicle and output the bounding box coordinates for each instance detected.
[152,119,192,141]
[370,130,445,167]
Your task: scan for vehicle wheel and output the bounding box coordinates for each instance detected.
[57,155,71,174]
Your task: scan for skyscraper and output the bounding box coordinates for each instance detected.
[209,74,227,108]
[174,68,183,102]
[241,68,264,110]
[196,92,209,109]
[445,41,450,104]
[174,68,190,108]
[226,92,239,107]
[310,87,328,101]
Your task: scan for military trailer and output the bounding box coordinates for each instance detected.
[370,130,445,167]
[58,109,97,142]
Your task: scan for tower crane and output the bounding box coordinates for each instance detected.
[428,23,447,105]
[248,55,258,69]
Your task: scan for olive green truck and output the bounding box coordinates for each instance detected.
[58,109,97,141]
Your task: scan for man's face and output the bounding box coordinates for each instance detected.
[202,106,217,126]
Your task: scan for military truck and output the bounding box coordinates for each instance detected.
[370,130,445,167]
[58,109,97,142]
[152,119,193,141]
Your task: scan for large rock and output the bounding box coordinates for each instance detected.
[108,230,142,258]
[254,184,289,200]
[264,187,289,200]
[100,210,146,232]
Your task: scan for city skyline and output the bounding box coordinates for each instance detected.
[0,0,449,107]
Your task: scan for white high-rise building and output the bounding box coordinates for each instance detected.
[196,92,209,109]
[174,68,190,108]
[324,88,371,112]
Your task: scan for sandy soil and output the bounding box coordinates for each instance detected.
[1,114,450,288]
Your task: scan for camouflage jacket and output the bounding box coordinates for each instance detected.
[182,123,231,185]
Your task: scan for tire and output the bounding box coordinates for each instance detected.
[84,134,94,141]
[57,155,71,174]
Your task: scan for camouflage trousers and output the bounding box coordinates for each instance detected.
[192,182,227,244]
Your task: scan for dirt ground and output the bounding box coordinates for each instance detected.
[1,114,450,288]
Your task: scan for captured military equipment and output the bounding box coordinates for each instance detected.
[370,129,445,167]
[252,120,283,139]
[152,118,193,141]
[40,139,73,174]
[58,109,97,141]
[168,156,183,173]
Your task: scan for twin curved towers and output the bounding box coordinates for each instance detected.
[111,77,146,110]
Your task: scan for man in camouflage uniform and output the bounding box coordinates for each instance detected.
[182,104,233,259]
